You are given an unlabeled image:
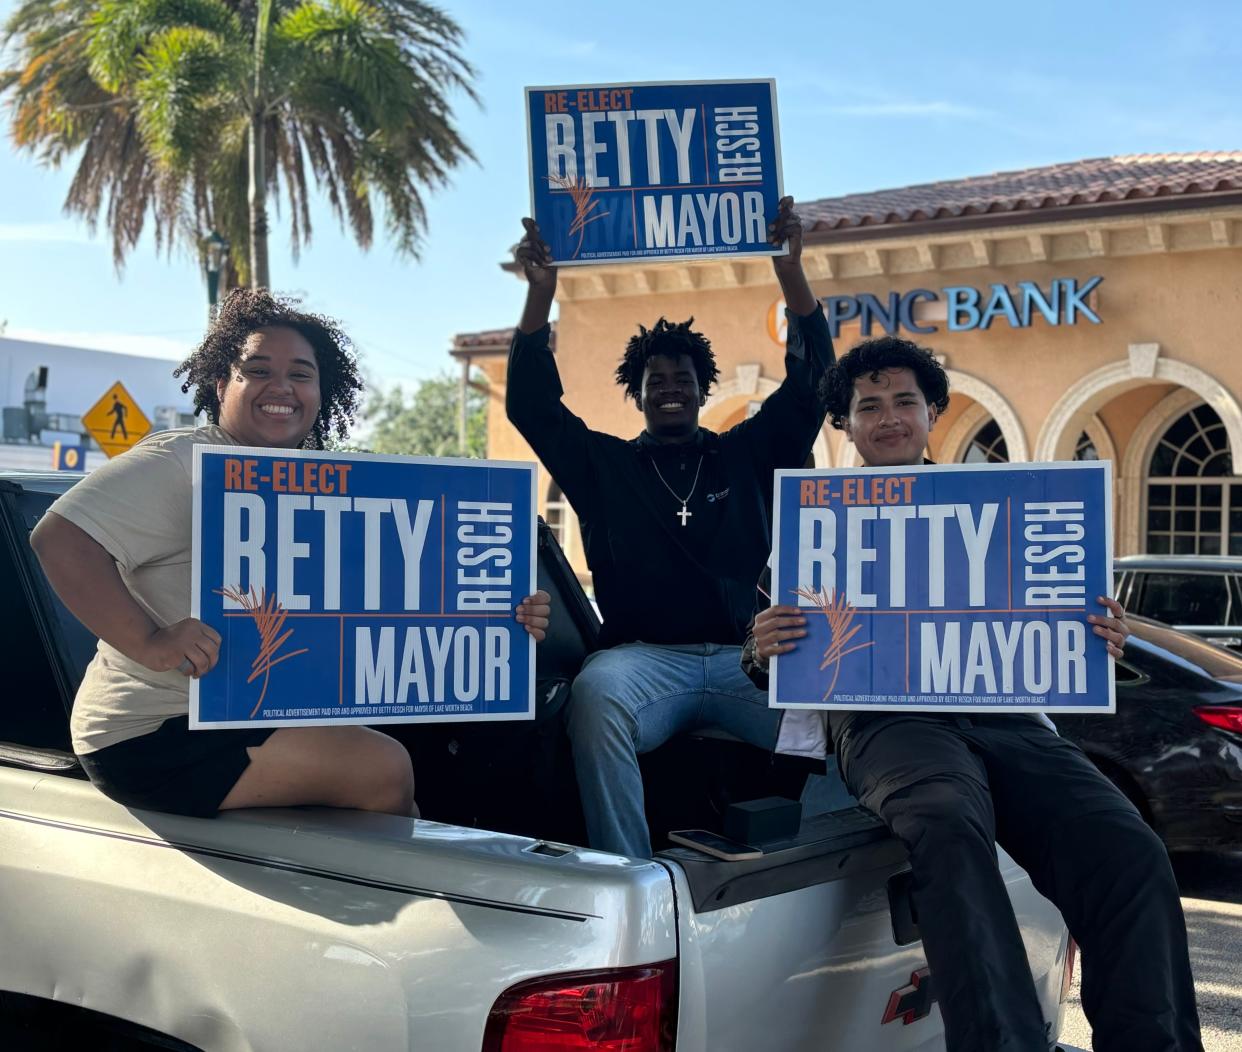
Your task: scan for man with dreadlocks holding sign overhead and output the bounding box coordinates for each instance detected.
[508,197,835,858]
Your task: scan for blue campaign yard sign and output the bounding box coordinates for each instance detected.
[190,447,536,729]
[769,462,1115,714]
[526,79,783,266]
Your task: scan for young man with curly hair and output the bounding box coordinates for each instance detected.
[744,337,1202,1052]
[31,289,550,820]
[507,199,836,858]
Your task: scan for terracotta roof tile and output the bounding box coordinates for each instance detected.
[451,323,556,356]
[801,152,1242,233]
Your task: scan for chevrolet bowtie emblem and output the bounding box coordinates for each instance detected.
[882,966,936,1026]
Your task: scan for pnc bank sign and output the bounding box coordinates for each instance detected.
[768,276,1103,343]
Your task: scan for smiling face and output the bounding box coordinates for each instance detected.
[215,327,322,448]
[842,366,939,467]
[639,352,704,442]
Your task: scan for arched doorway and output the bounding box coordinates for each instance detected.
[1144,403,1241,555]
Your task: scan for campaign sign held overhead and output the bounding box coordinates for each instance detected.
[769,462,1114,714]
[190,447,536,729]
[526,79,783,266]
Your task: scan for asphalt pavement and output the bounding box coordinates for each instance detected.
[1058,853,1242,1051]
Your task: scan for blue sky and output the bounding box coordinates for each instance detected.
[0,0,1238,398]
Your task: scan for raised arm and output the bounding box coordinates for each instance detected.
[517,217,558,335]
[507,219,600,517]
[769,196,817,316]
[729,199,834,469]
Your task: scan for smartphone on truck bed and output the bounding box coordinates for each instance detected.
[668,829,763,861]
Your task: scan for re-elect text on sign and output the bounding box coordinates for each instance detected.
[190,447,536,729]
[769,462,1114,714]
[526,79,783,266]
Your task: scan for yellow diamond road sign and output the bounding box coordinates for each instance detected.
[82,381,151,458]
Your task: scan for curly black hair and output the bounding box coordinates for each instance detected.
[823,336,950,429]
[173,288,363,449]
[614,317,720,404]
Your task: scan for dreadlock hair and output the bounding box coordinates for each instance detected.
[173,288,363,449]
[823,336,950,430]
[614,317,720,406]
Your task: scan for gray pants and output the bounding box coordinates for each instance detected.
[840,714,1202,1052]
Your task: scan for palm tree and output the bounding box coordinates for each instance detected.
[1,0,476,287]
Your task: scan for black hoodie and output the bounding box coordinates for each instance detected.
[506,308,834,648]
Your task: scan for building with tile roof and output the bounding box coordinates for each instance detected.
[456,153,1242,580]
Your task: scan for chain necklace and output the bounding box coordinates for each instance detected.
[650,454,704,526]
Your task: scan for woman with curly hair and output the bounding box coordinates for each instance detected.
[31,288,549,820]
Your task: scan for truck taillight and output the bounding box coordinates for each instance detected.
[482,962,677,1052]
[1194,705,1242,735]
[1059,938,1077,1004]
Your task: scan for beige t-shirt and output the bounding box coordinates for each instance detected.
[50,425,238,754]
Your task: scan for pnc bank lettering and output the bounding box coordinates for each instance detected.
[822,276,1103,339]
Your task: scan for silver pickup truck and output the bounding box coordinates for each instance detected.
[0,471,1075,1051]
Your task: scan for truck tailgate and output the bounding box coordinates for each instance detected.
[660,809,1068,1051]
[0,768,677,1051]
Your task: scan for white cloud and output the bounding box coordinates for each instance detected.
[4,327,193,360]
[0,222,95,245]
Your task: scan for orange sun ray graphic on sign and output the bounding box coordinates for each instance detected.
[792,587,876,701]
[547,172,610,259]
[215,586,310,718]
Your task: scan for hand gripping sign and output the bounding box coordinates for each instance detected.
[769,462,1115,714]
[191,447,536,728]
[526,79,784,265]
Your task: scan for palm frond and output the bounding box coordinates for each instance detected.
[2,0,477,275]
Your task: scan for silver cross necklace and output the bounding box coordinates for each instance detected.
[650,454,704,526]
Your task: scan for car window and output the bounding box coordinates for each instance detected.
[1113,571,1133,611]
[0,487,74,750]
[1132,572,1231,625]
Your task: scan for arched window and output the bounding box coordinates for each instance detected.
[962,419,1009,464]
[1074,431,1099,461]
[545,479,568,547]
[1145,404,1241,554]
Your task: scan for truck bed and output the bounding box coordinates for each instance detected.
[0,471,1072,1050]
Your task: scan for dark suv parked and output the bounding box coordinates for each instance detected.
[1114,555,1242,652]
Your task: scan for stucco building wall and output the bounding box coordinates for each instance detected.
[460,175,1242,581]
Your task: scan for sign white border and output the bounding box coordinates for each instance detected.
[190,444,538,728]
[769,459,1115,715]
[524,77,785,267]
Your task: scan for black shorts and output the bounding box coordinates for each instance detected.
[78,716,276,818]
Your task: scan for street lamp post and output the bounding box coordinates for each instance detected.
[204,231,230,323]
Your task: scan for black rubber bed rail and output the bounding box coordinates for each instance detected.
[657,806,907,913]
[0,742,83,775]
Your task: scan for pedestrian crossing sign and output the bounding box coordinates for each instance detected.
[81,381,151,458]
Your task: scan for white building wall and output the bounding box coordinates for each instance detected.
[0,337,196,472]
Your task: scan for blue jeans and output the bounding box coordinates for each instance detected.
[565,642,782,858]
